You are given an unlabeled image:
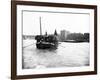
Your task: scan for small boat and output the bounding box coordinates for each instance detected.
[35,17,58,49]
[35,35,58,49]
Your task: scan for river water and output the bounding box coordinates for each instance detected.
[22,39,89,69]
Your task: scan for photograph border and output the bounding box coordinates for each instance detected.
[11,1,97,80]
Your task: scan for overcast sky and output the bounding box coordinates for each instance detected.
[23,11,90,35]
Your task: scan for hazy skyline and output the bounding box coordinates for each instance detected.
[23,11,90,35]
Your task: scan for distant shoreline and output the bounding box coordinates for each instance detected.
[61,40,89,43]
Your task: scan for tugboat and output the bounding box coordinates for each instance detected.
[35,17,58,49]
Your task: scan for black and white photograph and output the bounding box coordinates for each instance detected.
[11,1,97,79]
[22,10,90,69]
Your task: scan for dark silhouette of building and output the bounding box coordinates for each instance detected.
[54,29,58,36]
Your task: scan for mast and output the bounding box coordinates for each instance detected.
[40,17,42,35]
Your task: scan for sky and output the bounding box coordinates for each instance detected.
[23,11,90,35]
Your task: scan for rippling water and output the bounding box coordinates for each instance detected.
[22,39,89,69]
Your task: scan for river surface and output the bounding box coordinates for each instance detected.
[22,39,89,69]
